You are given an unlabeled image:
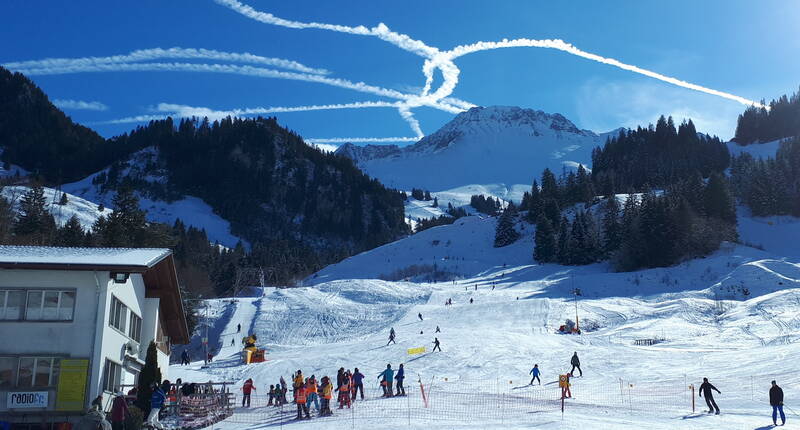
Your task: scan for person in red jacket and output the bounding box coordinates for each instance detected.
[242,378,256,407]
[110,392,129,430]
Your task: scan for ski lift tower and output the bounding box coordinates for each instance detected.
[572,287,582,332]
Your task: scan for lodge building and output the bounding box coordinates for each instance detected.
[0,246,189,429]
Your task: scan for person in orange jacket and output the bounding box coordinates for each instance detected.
[306,376,320,413]
[241,378,256,407]
[337,371,352,409]
[320,376,334,416]
[295,383,310,420]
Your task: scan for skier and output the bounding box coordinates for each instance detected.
[321,376,333,416]
[770,380,786,426]
[306,377,320,414]
[280,376,288,404]
[470,298,474,304]
[241,378,256,407]
[570,352,582,377]
[293,370,304,402]
[418,313,423,321]
[475,284,477,290]
[379,364,395,397]
[146,382,166,429]
[435,326,441,333]
[231,338,235,346]
[387,331,396,345]
[432,337,442,352]
[336,368,345,389]
[699,377,721,414]
[337,371,352,409]
[268,385,275,406]
[237,323,241,333]
[529,364,541,385]
[295,382,310,420]
[351,368,365,400]
[396,364,406,396]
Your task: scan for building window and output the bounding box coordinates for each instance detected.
[128,313,142,343]
[102,360,122,393]
[0,290,26,320]
[109,296,127,333]
[0,357,16,388]
[17,357,59,387]
[21,290,75,321]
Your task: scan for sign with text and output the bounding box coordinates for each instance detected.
[407,346,426,355]
[56,359,89,411]
[8,392,48,409]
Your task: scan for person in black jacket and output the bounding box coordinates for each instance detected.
[570,352,582,377]
[699,378,721,414]
[770,380,786,426]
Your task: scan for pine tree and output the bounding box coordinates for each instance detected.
[432,197,438,208]
[56,215,85,246]
[494,204,520,247]
[540,168,559,202]
[136,341,162,413]
[556,216,570,263]
[533,215,557,262]
[58,192,69,205]
[543,198,560,228]
[704,172,736,223]
[525,180,543,223]
[14,185,56,244]
[97,188,148,247]
[601,196,622,255]
[0,195,13,243]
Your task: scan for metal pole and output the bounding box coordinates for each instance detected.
[690,384,695,413]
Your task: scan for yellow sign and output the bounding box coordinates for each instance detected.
[407,346,426,355]
[56,359,89,411]
[559,374,569,388]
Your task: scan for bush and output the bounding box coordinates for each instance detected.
[126,405,144,430]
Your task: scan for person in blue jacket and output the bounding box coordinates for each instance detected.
[378,364,395,397]
[395,364,406,396]
[529,364,541,385]
[351,368,365,401]
[147,382,167,429]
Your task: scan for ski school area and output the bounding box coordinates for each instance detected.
[165,237,800,429]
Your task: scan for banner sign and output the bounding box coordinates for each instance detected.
[407,346,426,355]
[56,359,89,411]
[559,374,569,388]
[8,392,48,409]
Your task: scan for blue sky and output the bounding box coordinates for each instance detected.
[2,0,799,143]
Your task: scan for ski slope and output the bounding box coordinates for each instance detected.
[1,185,108,230]
[171,210,800,429]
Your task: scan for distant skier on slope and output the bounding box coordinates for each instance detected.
[351,368,365,401]
[699,377,721,414]
[418,313,423,321]
[388,329,396,345]
[770,380,785,426]
[237,323,241,333]
[432,337,441,352]
[529,364,541,385]
[570,352,582,377]
[241,378,256,407]
[435,326,441,333]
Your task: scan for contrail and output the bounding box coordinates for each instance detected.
[15,62,410,100]
[3,47,329,75]
[100,101,403,124]
[443,39,767,109]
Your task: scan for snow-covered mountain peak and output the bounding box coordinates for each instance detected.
[337,105,605,191]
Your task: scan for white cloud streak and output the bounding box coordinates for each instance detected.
[4,47,329,75]
[52,99,109,111]
[101,101,403,124]
[305,137,418,144]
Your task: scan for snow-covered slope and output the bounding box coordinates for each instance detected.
[61,148,246,247]
[1,185,108,229]
[337,106,613,191]
[171,236,800,430]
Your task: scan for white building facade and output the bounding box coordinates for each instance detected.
[0,246,189,428]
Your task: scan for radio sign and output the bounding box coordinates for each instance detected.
[8,392,48,409]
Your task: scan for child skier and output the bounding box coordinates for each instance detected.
[529,364,541,385]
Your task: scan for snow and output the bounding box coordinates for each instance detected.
[737,206,800,257]
[341,106,603,191]
[169,198,800,429]
[726,138,787,159]
[0,245,170,267]
[1,185,108,230]
[61,148,246,248]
